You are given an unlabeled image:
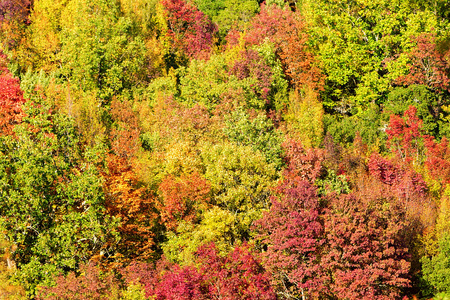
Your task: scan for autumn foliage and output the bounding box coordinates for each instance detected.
[37,263,120,300]
[323,194,411,300]
[282,139,325,182]
[104,155,157,262]
[396,33,450,92]
[110,99,141,159]
[386,106,429,164]
[158,172,211,230]
[0,53,25,135]
[257,141,411,299]
[161,0,216,60]
[246,5,324,91]
[2,0,450,299]
[0,0,32,24]
[123,244,276,300]
[255,179,325,299]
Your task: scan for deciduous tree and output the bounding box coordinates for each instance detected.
[246,4,323,92]
[197,243,276,300]
[322,194,411,300]
[37,262,120,300]
[0,59,25,135]
[0,98,118,295]
[158,172,211,231]
[395,33,450,92]
[255,179,326,299]
[103,154,157,263]
[160,0,216,61]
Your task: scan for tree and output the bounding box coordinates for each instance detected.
[0,234,26,299]
[37,262,120,300]
[322,194,411,300]
[284,87,325,148]
[0,58,25,136]
[161,142,278,264]
[281,139,325,184]
[178,50,273,110]
[229,49,273,103]
[162,206,237,264]
[197,243,276,300]
[386,105,429,165]
[124,244,276,300]
[59,0,148,99]
[24,0,68,72]
[246,4,323,93]
[0,0,32,65]
[154,264,208,300]
[422,238,450,297]
[255,179,326,299]
[103,154,158,263]
[158,172,211,231]
[195,0,259,39]
[224,108,283,170]
[201,142,278,238]
[384,85,444,138]
[160,0,216,61]
[300,0,446,111]
[367,152,430,224]
[425,137,450,188]
[0,0,32,25]
[0,98,118,295]
[110,98,141,160]
[256,137,412,299]
[395,33,450,93]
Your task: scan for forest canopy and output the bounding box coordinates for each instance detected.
[0,0,450,299]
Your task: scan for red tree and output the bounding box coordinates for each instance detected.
[425,137,450,186]
[37,262,120,300]
[155,265,208,300]
[255,179,326,299]
[368,152,429,219]
[197,244,276,300]
[121,258,206,300]
[322,194,411,300]
[382,106,435,222]
[282,139,325,183]
[0,52,25,136]
[386,106,429,164]
[162,0,217,60]
[386,105,450,191]
[122,244,275,300]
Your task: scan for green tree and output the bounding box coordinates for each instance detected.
[224,108,284,169]
[0,99,118,295]
[301,0,447,112]
[201,142,278,239]
[422,233,450,297]
[59,0,148,99]
[194,0,259,39]
[162,207,237,264]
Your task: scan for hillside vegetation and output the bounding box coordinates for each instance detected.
[1,0,450,299]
